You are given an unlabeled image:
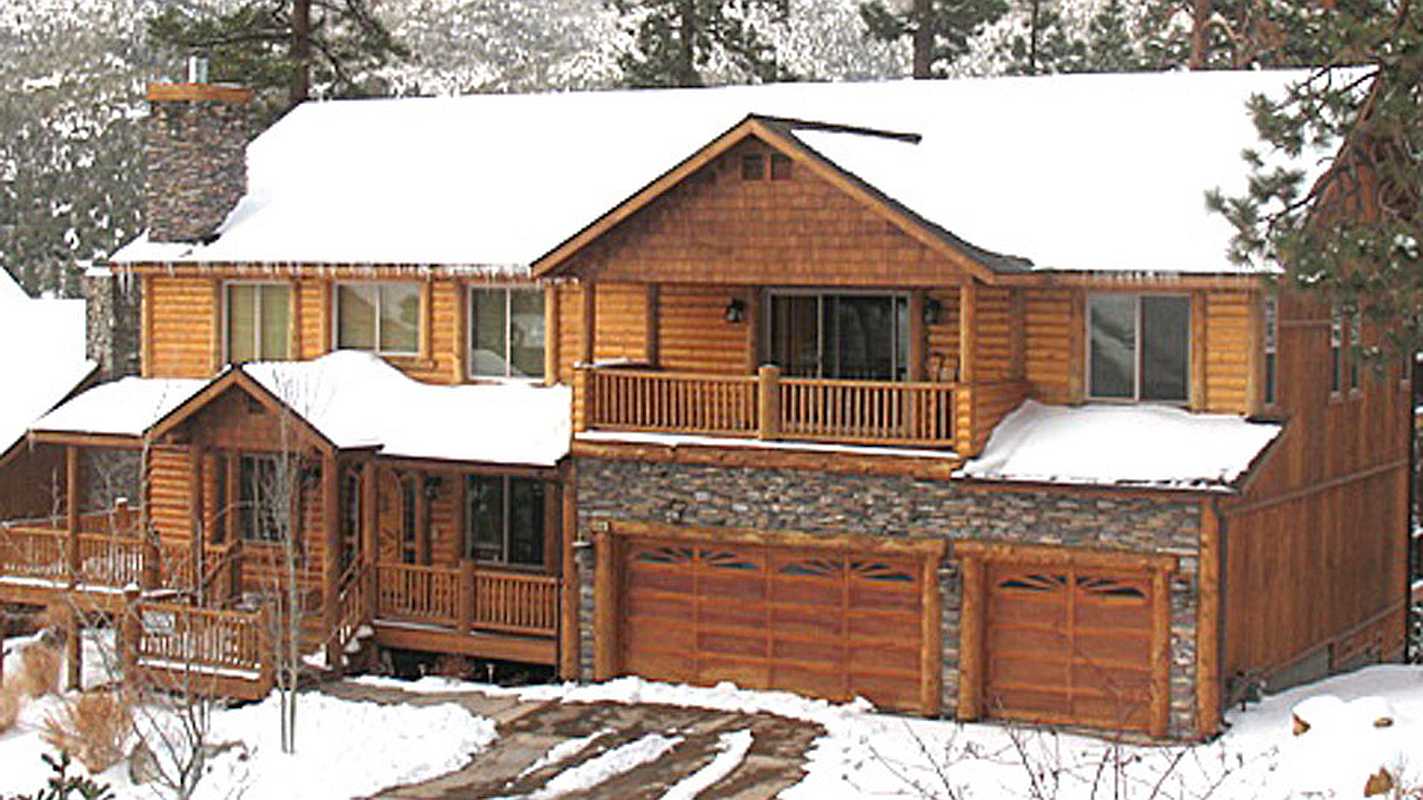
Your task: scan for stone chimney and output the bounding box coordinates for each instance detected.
[144,76,253,243]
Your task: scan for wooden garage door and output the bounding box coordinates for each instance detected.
[984,564,1155,731]
[619,537,933,713]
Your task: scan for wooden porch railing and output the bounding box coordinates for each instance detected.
[123,597,274,698]
[0,525,68,580]
[332,558,371,659]
[375,562,559,638]
[74,534,147,587]
[583,365,960,448]
[779,377,955,446]
[587,369,759,436]
[376,563,461,627]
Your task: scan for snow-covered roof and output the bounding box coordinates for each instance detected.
[241,352,570,466]
[0,268,96,455]
[112,70,1319,275]
[31,376,206,438]
[958,400,1281,490]
[30,351,571,467]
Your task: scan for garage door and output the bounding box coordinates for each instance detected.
[618,537,937,714]
[983,563,1156,731]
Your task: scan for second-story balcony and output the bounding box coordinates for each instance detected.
[576,363,1029,454]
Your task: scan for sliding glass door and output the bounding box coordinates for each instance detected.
[767,292,909,381]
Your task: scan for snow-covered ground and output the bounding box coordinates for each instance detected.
[5,627,1422,798]
[1,634,496,800]
[355,666,1423,799]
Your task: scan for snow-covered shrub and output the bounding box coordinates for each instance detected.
[42,689,132,773]
[17,644,60,698]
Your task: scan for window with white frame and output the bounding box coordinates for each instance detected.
[1263,293,1278,406]
[469,287,545,379]
[226,283,291,364]
[335,283,420,355]
[1087,294,1190,403]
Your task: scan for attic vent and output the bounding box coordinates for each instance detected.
[741,153,765,181]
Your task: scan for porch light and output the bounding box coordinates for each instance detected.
[423,475,443,500]
[923,297,943,326]
[724,298,746,323]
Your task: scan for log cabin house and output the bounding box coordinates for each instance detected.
[0,70,1412,739]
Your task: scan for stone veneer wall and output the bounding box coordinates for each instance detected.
[146,96,248,243]
[82,270,141,381]
[574,457,1203,738]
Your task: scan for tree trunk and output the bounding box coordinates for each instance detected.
[1188,0,1211,70]
[1028,0,1041,75]
[678,0,698,86]
[912,0,933,79]
[289,0,312,106]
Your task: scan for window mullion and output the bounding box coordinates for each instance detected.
[505,289,514,378]
[253,286,263,358]
[502,477,511,564]
[1134,296,1144,402]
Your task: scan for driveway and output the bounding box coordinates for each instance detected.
[324,681,824,799]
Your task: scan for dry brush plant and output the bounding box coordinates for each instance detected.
[41,689,133,773]
[17,643,61,699]
[0,681,20,733]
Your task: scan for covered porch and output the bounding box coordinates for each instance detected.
[11,352,574,684]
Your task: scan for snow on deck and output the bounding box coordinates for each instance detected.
[958,400,1280,490]
[0,269,94,454]
[242,351,570,466]
[31,375,206,438]
[111,70,1321,275]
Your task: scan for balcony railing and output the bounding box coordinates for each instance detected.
[375,562,559,638]
[582,365,963,449]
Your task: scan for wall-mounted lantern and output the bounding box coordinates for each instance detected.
[923,297,943,326]
[724,298,746,323]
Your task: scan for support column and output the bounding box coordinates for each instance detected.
[558,462,579,680]
[361,461,378,620]
[592,530,618,680]
[956,556,983,721]
[757,365,781,440]
[413,471,430,566]
[189,443,206,598]
[321,452,341,671]
[544,284,560,386]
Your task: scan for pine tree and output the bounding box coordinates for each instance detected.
[1209,1,1423,361]
[608,0,792,88]
[148,0,407,121]
[1002,0,1084,75]
[860,0,1010,78]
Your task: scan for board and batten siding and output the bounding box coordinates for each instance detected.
[1218,287,1411,697]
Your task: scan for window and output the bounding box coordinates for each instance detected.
[464,476,545,567]
[1348,309,1362,392]
[226,283,290,363]
[741,154,765,180]
[470,287,545,379]
[238,455,284,543]
[1263,293,1278,406]
[770,153,792,181]
[1087,294,1190,403]
[1330,306,1343,395]
[766,292,909,381]
[336,283,419,354]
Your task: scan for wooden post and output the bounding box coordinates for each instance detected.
[744,288,762,375]
[114,498,132,535]
[1151,568,1172,739]
[644,284,660,368]
[957,556,983,721]
[258,603,276,693]
[757,365,781,440]
[413,471,430,566]
[141,536,160,591]
[958,281,977,385]
[288,280,302,362]
[592,530,618,680]
[580,281,596,364]
[459,559,476,634]
[225,453,240,545]
[920,551,943,717]
[1196,502,1223,738]
[1067,288,1085,403]
[361,461,378,620]
[66,446,79,582]
[544,284,561,387]
[189,443,205,598]
[227,536,243,602]
[573,367,590,433]
[559,462,579,680]
[452,280,467,384]
[321,453,341,671]
[120,586,140,688]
